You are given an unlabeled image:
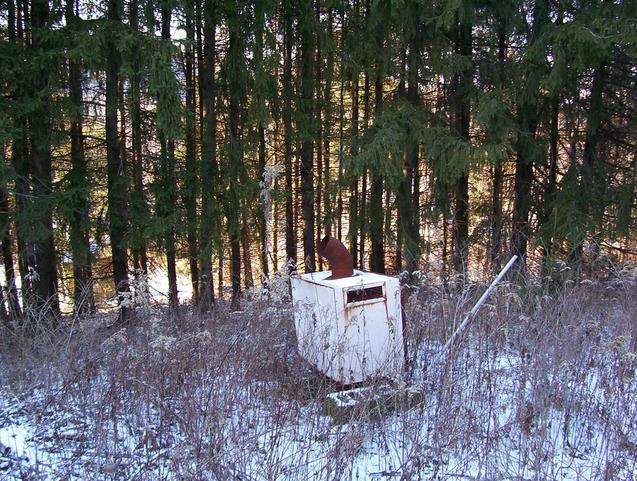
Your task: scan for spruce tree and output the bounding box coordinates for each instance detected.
[184,0,200,303]
[106,0,131,323]
[29,0,60,317]
[128,0,150,276]
[65,0,95,315]
[198,0,219,310]
[153,2,180,309]
[282,0,297,272]
[299,0,316,273]
[510,0,550,268]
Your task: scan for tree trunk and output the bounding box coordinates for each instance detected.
[159,133,178,309]
[283,1,296,271]
[571,63,606,270]
[0,279,8,324]
[400,145,419,274]
[230,226,241,309]
[242,212,254,289]
[367,0,385,273]
[106,0,130,323]
[510,142,535,265]
[510,0,548,268]
[12,101,30,312]
[226,9,243,309]
[184,0,200,303]
[539,93,559,270]
[323,8,334,238]
[258,125,269,279]
[273,186,279,272]
[442,208,449,283]
[369,75,384,274]
[16,0,24,40]
[490,162,503,271]
[217,241,223,299]
[490,22,506,273]
[12,0,29,310]
[360,74,369,269]
[8,0,15,40]
[451,19,472,277]
[199,0,218,310]
[299,0,315,273]
[399,15,421,275]
[0,169,21,322]
[408,7,423,275]
[315,1,323,271]
[255,3,269,280]
[349,76,360,267]
[337,18,345,242]
[66,0,95,316]
[4,4,22,322]
[29,0,60,317]
[158,4,178,309]
[581,64,605,219]
[368,171,384,275]
[128,0,148,275]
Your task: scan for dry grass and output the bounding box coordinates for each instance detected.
[1,269,636,480]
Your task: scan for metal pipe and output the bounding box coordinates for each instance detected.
[318,236,354,279]
[439,255,518,360]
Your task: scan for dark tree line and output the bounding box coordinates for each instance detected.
[0,0,635,321]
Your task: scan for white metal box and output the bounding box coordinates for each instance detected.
[291,270,404,384]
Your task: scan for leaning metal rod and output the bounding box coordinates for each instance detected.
[439,255,518,361]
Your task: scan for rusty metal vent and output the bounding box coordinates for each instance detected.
[346,285,384,304]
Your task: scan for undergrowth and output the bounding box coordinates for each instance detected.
[1,269,636,480]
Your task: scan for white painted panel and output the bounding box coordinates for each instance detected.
[291,271,404,384]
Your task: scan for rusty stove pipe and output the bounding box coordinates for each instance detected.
[318,236,354,279]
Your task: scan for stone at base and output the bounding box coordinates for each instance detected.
[323,383,424,424]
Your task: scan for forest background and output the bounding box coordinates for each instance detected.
[0,0,636,321]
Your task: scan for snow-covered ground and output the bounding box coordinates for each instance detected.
[1,278,636,480]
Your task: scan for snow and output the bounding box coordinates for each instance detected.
[0,424,32,460]
[5,351,629,481]
[1,281,636,480]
